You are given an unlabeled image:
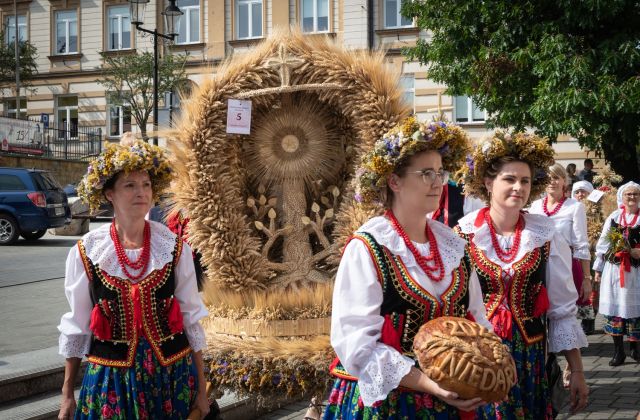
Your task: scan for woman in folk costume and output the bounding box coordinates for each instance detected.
[57,133,210,419]
[455,133,589,419]
[593,181,640,365]
[529,165,593,337]
[571,180,598,335]
[324,117,492,420]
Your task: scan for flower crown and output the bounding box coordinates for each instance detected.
[457,131,555,205]
[78,135,173,213]
[354,116,471,206]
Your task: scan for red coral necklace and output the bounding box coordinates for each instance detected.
[542,195,566,217]
[485,211,524,263]
[620,208,639,228]
[385,210,445,282]
[110,221,151,281]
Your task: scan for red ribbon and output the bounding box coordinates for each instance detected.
[380,314,404,352]
[474,207,490,227]
[432,184,450,225]
[131,284,144,336]
[615,251,631,288]
[491,306,513,340]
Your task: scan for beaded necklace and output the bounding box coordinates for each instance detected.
[385,210,445,282]
[485,211,524,264]
[542,195,566,217]
[110,221,151,281]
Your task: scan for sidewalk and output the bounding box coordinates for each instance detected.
[260,315,640,419]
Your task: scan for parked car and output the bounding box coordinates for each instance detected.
[0,167,71,244]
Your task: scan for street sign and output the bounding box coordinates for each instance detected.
[40,113,49,128]
[226,99,252,135]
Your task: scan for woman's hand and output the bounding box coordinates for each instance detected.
[581,278,592,301]
[192,388,210,418]
[594,272,601,283]
[630,248,640,259]
[422,375,486,411]
[58,395,76,420]
[568,371,589,413]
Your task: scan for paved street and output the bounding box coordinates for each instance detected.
[0,224,638,418]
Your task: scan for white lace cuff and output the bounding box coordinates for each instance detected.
[593,256,605,272]
[572,246,591,261]
[185,323,207,352]
[357,349,414,406]
[548,316,588,353]
[59,333,90,359]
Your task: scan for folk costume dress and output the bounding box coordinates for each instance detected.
[455,209,588,420]
[323,216,491,420]
[58,221,208,419]
[593,208,640,339]
[530,197,593,320]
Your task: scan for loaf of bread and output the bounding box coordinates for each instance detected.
[412,316,516,402]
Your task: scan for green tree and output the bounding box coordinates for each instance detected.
[0,32,38,99]
[98,51,188,141]
[403,0,640,181]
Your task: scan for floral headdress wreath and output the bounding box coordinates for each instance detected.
[354,116,471,206]
[457,131,555,205]
[78,133,173,212]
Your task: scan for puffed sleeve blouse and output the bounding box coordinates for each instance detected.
[529,197,591,260]
[331,216,491,406]
[456,210,588,354]
[58,221,208,358]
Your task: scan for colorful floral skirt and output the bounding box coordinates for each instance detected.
[75,338,198,419]
[322,377,460,419]
[603,315,640,340]
[477,327,552,420]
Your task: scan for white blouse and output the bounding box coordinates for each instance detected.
[457,210,588,354]
[58,221,208,359]
[529,197,590,260]
[593,209,640,272]
[331,216,491,407]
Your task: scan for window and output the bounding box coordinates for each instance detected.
[108,104,132,137]
[399,74,414,111]
[0,175,27,191]
[5,98,27,119]
[56,96,78,139]
[176,0,200,44]
[5,15,27,45]
[384,0,412,28]
[236,0,262,39]
[301,0,329,33]
[55,10,78,54]
[107,5,131,50]
[454,95,486,123]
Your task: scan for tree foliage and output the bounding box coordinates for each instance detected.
[403,0,640,181]
[98,51,188,141]
[0,32,38,96]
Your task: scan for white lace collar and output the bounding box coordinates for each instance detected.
[356,216,466,276]
[82,220,178,278]
[457,209,554,256]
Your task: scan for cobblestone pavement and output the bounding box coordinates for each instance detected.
[260,315,640,420]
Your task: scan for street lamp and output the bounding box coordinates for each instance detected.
[128,0,183,145]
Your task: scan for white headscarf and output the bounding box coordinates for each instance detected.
[617,181,640,207]
[571,180,594,197]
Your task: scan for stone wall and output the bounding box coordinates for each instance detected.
[0,153,88,186]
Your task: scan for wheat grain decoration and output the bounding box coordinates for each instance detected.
[167,29,409,402]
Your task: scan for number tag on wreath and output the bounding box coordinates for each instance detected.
[226,99,252,135]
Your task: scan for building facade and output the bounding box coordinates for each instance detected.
[0,0,596,167]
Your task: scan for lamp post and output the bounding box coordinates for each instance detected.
[128,0,182,145]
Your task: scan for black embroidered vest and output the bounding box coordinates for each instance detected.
[77,238,191,367]
[330,232,472,379]
[455,227,550,345]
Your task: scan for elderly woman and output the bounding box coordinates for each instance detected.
[593,181,640,366]
[57,135,210,419]
[456,133,589,419]
[324,118,491,419]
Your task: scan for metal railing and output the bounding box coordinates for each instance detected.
[0,116,102,161]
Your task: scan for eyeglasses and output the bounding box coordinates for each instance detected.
[410,169,449,186]
[624,193,640,198]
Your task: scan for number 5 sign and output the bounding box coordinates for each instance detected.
[226,99,252,135]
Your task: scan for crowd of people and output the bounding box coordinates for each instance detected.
[55,124,637,419]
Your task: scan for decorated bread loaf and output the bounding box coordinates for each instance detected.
[413,316,516,402]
